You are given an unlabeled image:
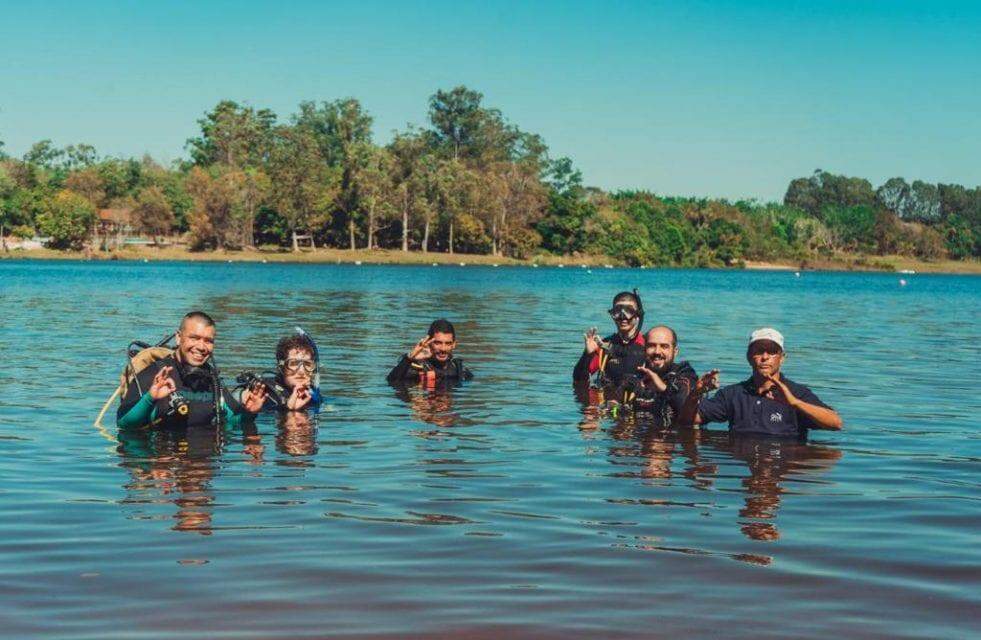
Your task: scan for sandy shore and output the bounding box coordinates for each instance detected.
[2,246,979,274]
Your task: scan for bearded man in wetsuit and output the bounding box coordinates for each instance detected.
[573,290,646,388]
[626,325,698,425]
[117,311,266,429]
[387,318,473,385]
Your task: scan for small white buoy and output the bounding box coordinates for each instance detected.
[899,278,907,286]
[143,258,149,263]
[432,262,438,266]
[586,269,592,274]
[493,263,499,267]
[355,260,362,265]
[262,259,268,264]
[532,263,539,268]
[558,263,564,268]
[794,271,801,277]
[227,260,232,263]
[639,265,646,270]
[580,264,587,269]
[459,262,465,266]
[604,264,613,269]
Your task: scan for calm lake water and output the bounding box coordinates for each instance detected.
[0,260,978,639]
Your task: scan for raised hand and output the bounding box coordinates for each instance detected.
[241,382,268,414]
[637,365,667,392]
[694,369,720,396]
[583,327,603,354]
[149,366,177,400]
[408,336,433,362]
[286,385,313,411]
[764,373,799,407]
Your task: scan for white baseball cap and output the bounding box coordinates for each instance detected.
[749,327,785,350]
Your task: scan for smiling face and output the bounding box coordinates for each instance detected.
[176,317,215,367]
[645,326,678,373]
[281,347,315,390]
[609,298,640,336]
[747,340,785,378]
[428,331,457,363]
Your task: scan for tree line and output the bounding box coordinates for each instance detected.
[1,86,978,264]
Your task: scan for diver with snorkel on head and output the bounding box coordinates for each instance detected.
[234,328,323,413]
[573,289,647,389]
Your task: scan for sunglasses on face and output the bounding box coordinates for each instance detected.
[608,304,639,321]
[280,358,317,373]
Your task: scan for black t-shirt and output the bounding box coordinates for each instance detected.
[697,376,833,437]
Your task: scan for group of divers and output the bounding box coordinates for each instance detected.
[114,289,843,439]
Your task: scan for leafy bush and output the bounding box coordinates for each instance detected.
[36,190,96,249]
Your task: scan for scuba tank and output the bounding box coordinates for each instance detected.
[94,333,177,432]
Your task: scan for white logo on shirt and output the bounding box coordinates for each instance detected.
[769,412,783,422]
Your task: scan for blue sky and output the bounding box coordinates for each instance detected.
[1,0,978,201]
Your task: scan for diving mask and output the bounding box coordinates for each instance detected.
[281,358,317,373]
[608,304,639,322]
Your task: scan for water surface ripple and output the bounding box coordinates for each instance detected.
[0,261,978,639]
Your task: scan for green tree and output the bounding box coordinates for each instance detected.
[266,125,340,251]
[133,185,175,243]
[785,170,875,218]
[24,140,64,169]
[36,190,96,249]
[187,100,276,169]
[428,86,487,160]
[294,98,373,248]
[352,144,395,250]
[388,131,432,252]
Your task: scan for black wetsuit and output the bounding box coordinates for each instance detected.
[573,331,647,388]
[624,360,697,426]
[387,354,473,385]
[116,354,246,429]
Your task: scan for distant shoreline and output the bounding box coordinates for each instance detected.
[2,246,979,274]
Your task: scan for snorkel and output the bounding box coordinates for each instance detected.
[294,326,321,390]
[609,289,644,341]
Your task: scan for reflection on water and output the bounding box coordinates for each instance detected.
[393,382,468,433]
[117,426,224,536]
[713,433,841,542]
[2,262,979,639]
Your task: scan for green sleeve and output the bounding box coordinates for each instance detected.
[117,393,158,429]
[222,397,256,428]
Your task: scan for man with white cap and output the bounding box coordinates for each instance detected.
[677,328,842,436]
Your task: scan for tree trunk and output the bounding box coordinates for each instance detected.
[449,220,454,254]
[500,205,508,257]
[422,219,430,253]
[491,219,498,257]
[292,230,299,252]
[349,219,356,251]
[401,191,409,252]
[367,202,375,250]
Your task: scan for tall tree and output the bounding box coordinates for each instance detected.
[266,125,340,251]
[186,100,276,169]
[294,99,373,248]
[352,144,395,250]
[388,131,431,252]
[428,86,487,160]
